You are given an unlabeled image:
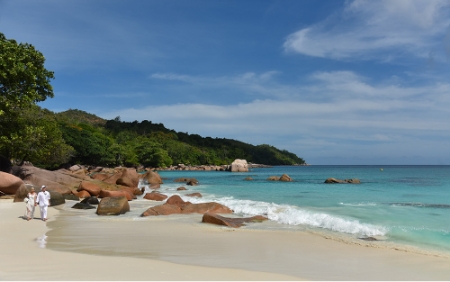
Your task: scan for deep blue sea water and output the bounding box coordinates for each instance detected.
[155,165,450,255]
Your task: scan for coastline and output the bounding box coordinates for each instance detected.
[2,198,450,280]
[0,199,299,281]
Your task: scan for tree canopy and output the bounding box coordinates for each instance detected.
[58,110,306,168]
[0,32,54,115]
[0,33,72,168]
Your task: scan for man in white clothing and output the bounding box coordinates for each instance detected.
[36,185,51,221]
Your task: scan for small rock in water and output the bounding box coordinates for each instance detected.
[80,196,99,205]
[186,192,202,198]
[72,202,96,210]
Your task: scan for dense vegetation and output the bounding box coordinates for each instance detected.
[0,32,74,168]
[0,32,305,170]
[55,110,306,168]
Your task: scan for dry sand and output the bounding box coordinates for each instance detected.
[1,198,450,280]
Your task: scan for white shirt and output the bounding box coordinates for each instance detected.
[37,191,51,206]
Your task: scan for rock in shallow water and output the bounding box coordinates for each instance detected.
[80,196,99,205]
[324,178,360,184]
[72,202,95,209]
[186,192,202,198]
[202,212,268,228]
[96,196,130,215]
[279,174,292,182]
[229,159,249,172]
[140,195,232,216]
[143,192,167,201]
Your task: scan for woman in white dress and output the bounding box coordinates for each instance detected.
[25,187,37,221]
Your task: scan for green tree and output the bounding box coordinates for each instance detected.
[0,105,74,167]
[135,137,172,168]
[0,33,54,116]
[107,142,139,167]
[60,123,114,166]
[0,33,57,165]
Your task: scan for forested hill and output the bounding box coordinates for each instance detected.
[54,109,305,168]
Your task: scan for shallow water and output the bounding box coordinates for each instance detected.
[155,165,450,255]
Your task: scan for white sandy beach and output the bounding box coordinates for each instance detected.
[1,198,450,281]
[0,199,298,281]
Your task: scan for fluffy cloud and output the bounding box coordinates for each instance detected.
[283,0,450,60]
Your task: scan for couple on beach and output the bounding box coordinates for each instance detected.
[24,185,51,221]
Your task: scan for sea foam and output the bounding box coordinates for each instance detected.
[180,194,388,237]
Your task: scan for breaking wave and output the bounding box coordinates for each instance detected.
[183,195,388,237]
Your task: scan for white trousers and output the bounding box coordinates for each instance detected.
[39,205,48,220]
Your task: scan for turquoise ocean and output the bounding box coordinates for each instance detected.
[154,165,450,256]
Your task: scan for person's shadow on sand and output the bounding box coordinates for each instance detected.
[19,216,37,221]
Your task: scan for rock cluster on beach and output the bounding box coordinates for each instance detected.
[0,164,150,210]
[1,164,164,215]
[0,159,275,228]
[0,158,272,201]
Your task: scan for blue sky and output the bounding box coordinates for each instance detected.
[1,0,450,165]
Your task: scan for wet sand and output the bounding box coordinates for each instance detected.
[2,198,450,280]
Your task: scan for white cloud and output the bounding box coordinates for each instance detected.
[102,70,450,138]
[283,0,450,61]
[308,70,435,100]
[150,71,281,84]
[149,71,290,99]
[150,73,194,83]
[83,65,450,164]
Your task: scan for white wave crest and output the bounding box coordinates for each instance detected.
[186,196,387,237]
